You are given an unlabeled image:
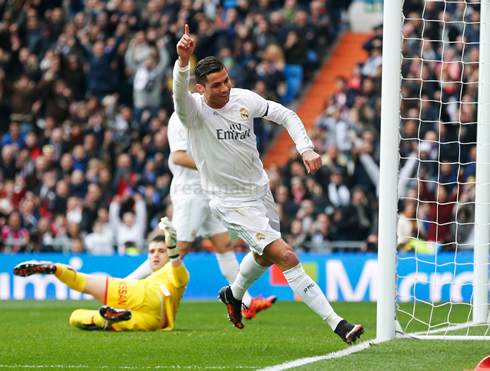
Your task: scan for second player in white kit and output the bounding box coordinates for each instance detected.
[167,111,228,244]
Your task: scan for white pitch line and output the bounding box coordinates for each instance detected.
[256,341,377,371]
[0,366,257,370]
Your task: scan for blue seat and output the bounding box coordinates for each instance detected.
[281,64,304,104]
[223,0,237,9]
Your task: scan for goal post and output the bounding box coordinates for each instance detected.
[377,0,490,341]
[474,0,490,325]
[376,0,402,342]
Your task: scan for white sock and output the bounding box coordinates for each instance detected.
[216,251,240,284]
[231,252,269,301]
[283,263,343,330]
[216,251,253,306]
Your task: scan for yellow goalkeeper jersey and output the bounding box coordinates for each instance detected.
[105,262,189,331]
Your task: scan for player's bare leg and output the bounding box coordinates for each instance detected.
[177,241,192,258]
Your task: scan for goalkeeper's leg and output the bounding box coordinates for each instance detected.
[70,307,140,331]
[14,261,106,302]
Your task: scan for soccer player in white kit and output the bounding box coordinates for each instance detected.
[173,25,364,344]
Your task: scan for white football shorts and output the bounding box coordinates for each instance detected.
[209,189,281,255]
[172,197,228,242]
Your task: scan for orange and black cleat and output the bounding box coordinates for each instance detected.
[99,306,132,323]
[13,261,57,277]
[218,286,244,329]
[334,320,364,345]
[243,295,277,320]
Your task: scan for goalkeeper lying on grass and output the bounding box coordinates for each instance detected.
[13,218,189,331]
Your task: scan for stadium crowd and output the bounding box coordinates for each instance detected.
[0,0,478,254]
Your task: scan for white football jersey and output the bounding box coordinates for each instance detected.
[173,61,314,201]
[167,112,205,200]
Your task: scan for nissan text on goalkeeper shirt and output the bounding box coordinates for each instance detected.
[172,61,314,202]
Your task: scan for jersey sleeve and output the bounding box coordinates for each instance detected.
[151,262,189,289]
[172,60,199,128]
[263,100,314,155]
[168,114,188,153]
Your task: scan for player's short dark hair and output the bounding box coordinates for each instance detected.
[150,235,166,244]
[195,56,226,86]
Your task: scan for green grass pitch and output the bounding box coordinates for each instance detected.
[0,300,487,370]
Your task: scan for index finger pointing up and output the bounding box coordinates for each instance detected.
[185,24,189,36]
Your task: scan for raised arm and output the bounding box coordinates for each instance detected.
[109,196,123,230]
[73,32,92,60]
[173,24,198,127]
[177,24,194,68]
[154,39,170,75]
[133,194,147,234]
[124,43,139,74]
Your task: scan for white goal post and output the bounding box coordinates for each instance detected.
[377,0,490,341]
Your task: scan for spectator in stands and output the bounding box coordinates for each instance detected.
[44,80,73,125]
[339,187,372,241]
[73,23,127,99]
[70,170,88,199]
[50,179,69,216]
[286,218,307,251]
[290,176,308,206]
[296,199,315,234]
[113,153,138,196]
[84,220,115,255]
[2,211,30,253]
[126,38,169,122]
[66,196,83,224]
[2,122,25,149]
[19,195,39,230]
[283,30,307,68]
[35,217,55,252]
[63,54,86,101]
[327,167,350,208]
[275,185,300,220]
[72,145,89,172]
[397,201,422,248]
[23,132,42,160]
[306,213,333,252]
[421,182,459,244]
[68,237,84,253]
[321,145,348,178]
[109,192,147,254]
[0,145,17,181]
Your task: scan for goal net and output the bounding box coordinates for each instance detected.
[377,0,490,340]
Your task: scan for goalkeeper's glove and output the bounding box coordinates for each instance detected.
[158,217,179,260]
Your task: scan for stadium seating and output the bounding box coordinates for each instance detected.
[281,65,303,104]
